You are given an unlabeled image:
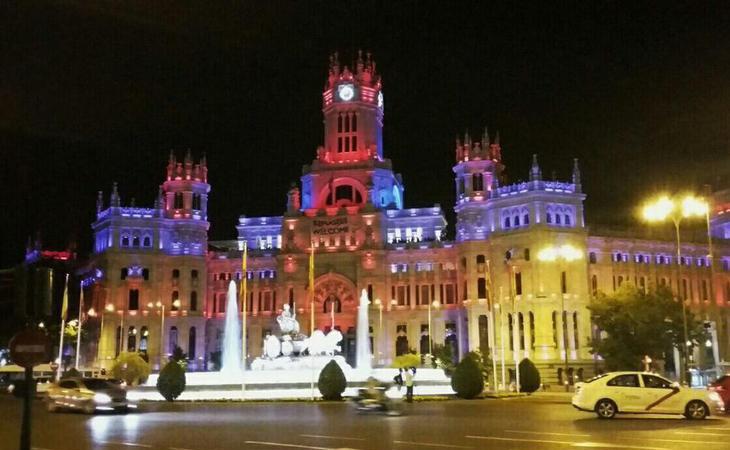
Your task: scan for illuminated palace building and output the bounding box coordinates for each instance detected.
[86,53,730,384]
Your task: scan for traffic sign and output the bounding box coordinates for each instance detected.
[9,328,52,368]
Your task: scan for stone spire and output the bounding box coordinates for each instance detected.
[529,154,542,182]
[572,158,582,192]
[96,191,104,213]
[110,182,120,207]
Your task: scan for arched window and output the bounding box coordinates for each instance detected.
[478,315,489,354]
[190,291,198,311]
[127,326,137,352]
[529,312,535,349]
[323,295,341,313]
[188,327,196,359]
[344,114,350,132]
[172,269,180,279]
[555,214,562,225]
[132,236,140,247]
[140,326,149,351]
[168,326,178,354]
[589,252,597,263]
[504,217,511,228]
[591,275,598,296]
[514,215,520,226]
[518,313,525,350]
[142,268,149,280]
[546,213,553,224]
[472,173,483,191]
[508,314,514,351]
[174,192,183,209]
[564,214,572,226]
[171,290,180,310]
[121,268,128,280]
[121,235,130,247]
[337,114,343,133]
[191,269,199,279]
[523,213,530,225]
[351,114,357,132]
[115,326,122,356]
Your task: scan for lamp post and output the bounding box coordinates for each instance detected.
[642,194,708,385]
[537,244,583,391]
[148,299,180,367]
[374,298,383,364]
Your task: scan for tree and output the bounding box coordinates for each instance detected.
[111,352,151,386]
[157,360,186,401]
[589,284,707,371]
[451,355,484,399]
[518,358,541,393]
[318,360,347,400]
[431,344,455,375]
[170,346,187,369]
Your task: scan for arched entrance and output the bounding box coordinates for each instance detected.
[313,273,357,363]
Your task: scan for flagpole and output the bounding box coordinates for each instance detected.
[309,242,315,400]
[240,240,248,400]
[75,280,84,369]
[56,274,69,381]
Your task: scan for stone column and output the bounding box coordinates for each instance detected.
[566,310,576,360]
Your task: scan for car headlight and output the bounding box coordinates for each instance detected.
[93,393,112,404]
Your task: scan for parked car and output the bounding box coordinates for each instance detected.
[709,374,730,412]
[46,378,134,414]
[572,371,724,419]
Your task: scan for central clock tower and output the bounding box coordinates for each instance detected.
[321,51,384,163]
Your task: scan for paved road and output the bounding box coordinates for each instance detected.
[1,395,728,450]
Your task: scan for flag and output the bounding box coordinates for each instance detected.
[60,274,69,321]
[240,240,247,303]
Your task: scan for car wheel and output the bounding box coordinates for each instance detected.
[684,400,708,420]
[595,398,617,419]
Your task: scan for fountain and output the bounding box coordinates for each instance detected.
[220,281,241,376]
[136,282,452,400]
[355,289,372,371]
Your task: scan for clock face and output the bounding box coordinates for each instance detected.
[338,84,355,101]
[377,91,384,108]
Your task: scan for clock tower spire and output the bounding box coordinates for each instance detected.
[321,50,383,163]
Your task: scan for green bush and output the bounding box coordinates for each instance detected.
[156,361,186,401]
[451,355,484,399]
[62,367,81,379]
[111,352,151,386]
[318,360,347,400]
[392,353,421,369]
[518,358,541,393]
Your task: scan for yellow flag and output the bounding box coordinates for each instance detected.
[60,274,69,321]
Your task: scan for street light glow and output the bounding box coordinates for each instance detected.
[681,196,708,218]
[641,194,708,223]
[642,195,674,222]
[537,244,583,262]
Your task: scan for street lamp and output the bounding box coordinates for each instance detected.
[537,244,583,391]
[149,300,179,366]
[641,194,708,385]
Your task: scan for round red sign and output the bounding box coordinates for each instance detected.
[9,328,52,368]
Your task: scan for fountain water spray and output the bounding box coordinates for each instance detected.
[355,289,372,371]
[220,280,242,375]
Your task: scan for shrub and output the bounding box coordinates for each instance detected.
[518,358,541,393]
[111,352,151,386]
[170,346,188,369]
[392,353,421,369]
[62,368,81,379]
[156,361,186,401]
[451,355,484,399]
[431,344,455,376]
[318,360,347,400]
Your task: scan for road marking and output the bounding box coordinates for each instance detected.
[98,442,153,448]
[393,441,473,449]
[505,430,591,438]
[674,431,730,436]
[245,441,358,450]
[170,447,197,450]
[619,437,728,445]
[466,436,668,450]
[701,426,730,431]
[300,434,366,441]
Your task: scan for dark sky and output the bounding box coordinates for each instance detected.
[2,1,730,266]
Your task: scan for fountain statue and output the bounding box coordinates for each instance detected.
[355,289,372,371]
[276,304,300,334]
[220,281,242,375]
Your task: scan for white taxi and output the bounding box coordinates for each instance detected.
[572,371,724,419]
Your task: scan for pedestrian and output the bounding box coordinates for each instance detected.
[393,368,404,392]
[405,367,415,403]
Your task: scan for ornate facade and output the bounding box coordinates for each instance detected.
[86,53,730,385]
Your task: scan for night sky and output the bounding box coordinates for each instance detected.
[2,1,729,267]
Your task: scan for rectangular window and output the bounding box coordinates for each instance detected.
[561,271,567,294]
[477,277,487,299]
[420,285,430,305]
[514,272,522,296]
[128,289,139,310]
[444,284,456,304]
